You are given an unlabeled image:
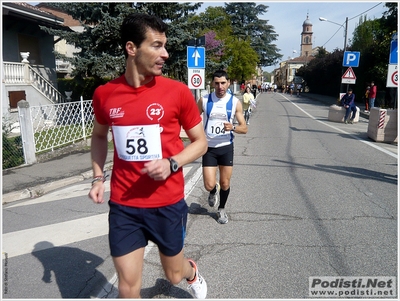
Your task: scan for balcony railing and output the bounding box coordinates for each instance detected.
[56,59,70,72]
[3,61,65,103]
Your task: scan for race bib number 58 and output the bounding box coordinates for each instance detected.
[112,124,162,161]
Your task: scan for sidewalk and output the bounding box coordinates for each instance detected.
[2,149,114,204]
[2,130,191,204]
[1,92,369,204]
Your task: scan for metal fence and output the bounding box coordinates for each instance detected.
[2,116,24,170]
[2,98,94,170]
[3,86,242,170]
[31,99,94,153]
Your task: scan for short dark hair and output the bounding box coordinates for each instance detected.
[121,13,168,58]
[213,70,230,81]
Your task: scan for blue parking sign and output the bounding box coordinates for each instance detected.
[343,51,360,67]
[389,40,397,64]
[187,46,205,68]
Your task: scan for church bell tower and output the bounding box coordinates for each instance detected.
[301,13,313,57]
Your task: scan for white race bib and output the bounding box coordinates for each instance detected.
[112,124,162,161]
[206,113,228,138]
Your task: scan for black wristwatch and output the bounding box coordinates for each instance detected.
[168,158,179,173]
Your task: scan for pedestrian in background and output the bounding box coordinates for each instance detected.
[242,86,254,125]
[369,81,377,109]
[240,82,245,94]
[296,83,302,97]
[364,85,370,112]
[289,83,294,96]
[197,70,248,224]
[88,13,208,299]
[341,88,357,124]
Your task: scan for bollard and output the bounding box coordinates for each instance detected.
[17,100,37,164]
[367,107,398,143]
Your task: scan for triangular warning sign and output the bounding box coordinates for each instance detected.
[342,67,356,79]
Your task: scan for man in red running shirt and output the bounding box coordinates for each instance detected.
[88,13,208,299]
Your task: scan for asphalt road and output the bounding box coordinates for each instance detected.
[2,91,397,299]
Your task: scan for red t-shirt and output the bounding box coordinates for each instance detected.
[92,75,201,208]
[369,85,377,98]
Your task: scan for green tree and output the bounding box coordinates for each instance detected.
[40,2,203,87]
[223,37,259,82]
[40,3,132,84]
[350,2,397,106]
[314,47,329,59]
[190,5,253,81]
[189,6,232,80]
[224,2,282,67]
[296,49,343,96]
[297,2,397,106]
[192,6,232,39]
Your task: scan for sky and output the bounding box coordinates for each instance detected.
[200,1,389,72]
[29,1,389,73]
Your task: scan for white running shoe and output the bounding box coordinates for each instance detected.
[187,259,207,299]
[217,209,228,224]
[208,183,220,207]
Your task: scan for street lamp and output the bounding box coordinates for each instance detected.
[319,16,349,94]
[319,16,348,51]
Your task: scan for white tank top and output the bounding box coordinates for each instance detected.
[202,93,238,148]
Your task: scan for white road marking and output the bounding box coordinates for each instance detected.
[2,166,195,260]
[284,95,398,159]
[3,213,109,258]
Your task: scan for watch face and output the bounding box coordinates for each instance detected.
[170,158,179,172]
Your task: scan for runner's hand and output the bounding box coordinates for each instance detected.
[88,182,105,204]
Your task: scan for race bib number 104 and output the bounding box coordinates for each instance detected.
[112,124,162,161]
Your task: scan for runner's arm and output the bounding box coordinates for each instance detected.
[88,118,109,203]
[232,100,248,134]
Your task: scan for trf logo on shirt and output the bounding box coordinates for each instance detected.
[109,107,125,119]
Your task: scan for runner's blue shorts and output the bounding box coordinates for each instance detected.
[108,198,188,257]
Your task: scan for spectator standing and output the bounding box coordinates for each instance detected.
[364,85,370,112]
[369,81,377,109]
[88,13,208,299]
[240,82,245,93]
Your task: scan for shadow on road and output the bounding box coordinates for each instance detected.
[32,241,107,298]
[141,278,193,298]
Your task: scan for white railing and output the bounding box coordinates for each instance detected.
[3,61,65,103]
[29,67,65,103]
[56,59,70,72]
[3,62,26,84]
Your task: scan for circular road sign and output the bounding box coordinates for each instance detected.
[191,73,202,88]
[391,70,398,86]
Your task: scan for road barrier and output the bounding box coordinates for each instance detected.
[367,107,398,143]
[328,104,360,123]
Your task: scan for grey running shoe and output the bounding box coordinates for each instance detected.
[208,183,220,207]
[217,209,228,224]
[187,259,207,299]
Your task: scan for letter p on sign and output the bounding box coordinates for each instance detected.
[343,51,360,67]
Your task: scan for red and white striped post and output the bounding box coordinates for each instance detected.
[378,110,386,129]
